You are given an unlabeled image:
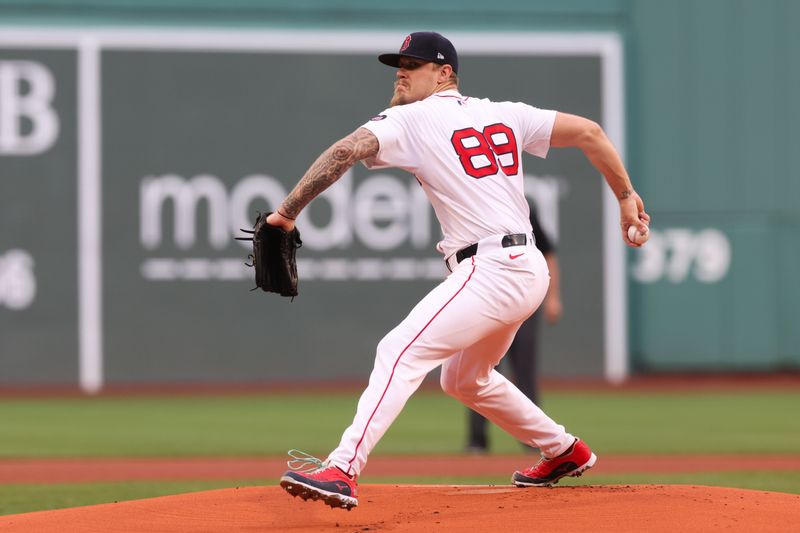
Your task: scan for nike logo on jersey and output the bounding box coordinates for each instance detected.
[509,253,525,260]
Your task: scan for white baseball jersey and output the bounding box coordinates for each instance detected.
[327,89,577,478]
[361,89,556,258]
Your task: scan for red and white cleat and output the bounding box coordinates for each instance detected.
[512,438,597,487]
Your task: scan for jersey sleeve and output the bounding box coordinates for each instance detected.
[359,107,418,171]
[512,103,557,158]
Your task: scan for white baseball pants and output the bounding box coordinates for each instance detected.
[327,235,575,477]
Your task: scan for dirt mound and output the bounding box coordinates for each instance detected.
[2,484,799,532]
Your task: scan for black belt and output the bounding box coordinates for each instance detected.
[454,233,530,265]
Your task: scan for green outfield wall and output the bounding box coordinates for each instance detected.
[1,0,798,389]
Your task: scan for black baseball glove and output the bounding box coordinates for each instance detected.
[236,212,302,298]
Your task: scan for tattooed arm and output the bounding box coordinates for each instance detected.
[266,128,380,230]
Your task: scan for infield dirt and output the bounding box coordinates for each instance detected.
[2,484,799,532]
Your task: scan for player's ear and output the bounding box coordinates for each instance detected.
[438,64,453,82]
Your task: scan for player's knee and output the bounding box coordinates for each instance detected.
[374,333,408,373]
[440,371,479,400]
[375,335,396,362]
[439,371,458,398]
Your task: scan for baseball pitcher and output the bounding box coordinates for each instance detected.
[272,32,649,510]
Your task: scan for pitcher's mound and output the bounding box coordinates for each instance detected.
[2,484,799,532]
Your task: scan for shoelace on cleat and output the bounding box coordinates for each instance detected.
[523,454,552,475]
[287,449,328,473]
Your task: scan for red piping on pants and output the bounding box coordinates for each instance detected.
[346,257,477,475]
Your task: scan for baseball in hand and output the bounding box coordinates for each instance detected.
[627,225,649,245]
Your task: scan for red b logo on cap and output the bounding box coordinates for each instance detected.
[400,35,411,52]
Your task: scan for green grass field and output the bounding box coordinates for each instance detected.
[1,388,799,515]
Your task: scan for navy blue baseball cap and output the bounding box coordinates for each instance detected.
[378,32,459,74]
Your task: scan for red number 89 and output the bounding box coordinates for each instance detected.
[450,123,519,179]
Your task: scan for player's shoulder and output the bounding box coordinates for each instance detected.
[455,96,535,114]
[367,100,427,124]
[493,100,557,125]
[490,99,536,112]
